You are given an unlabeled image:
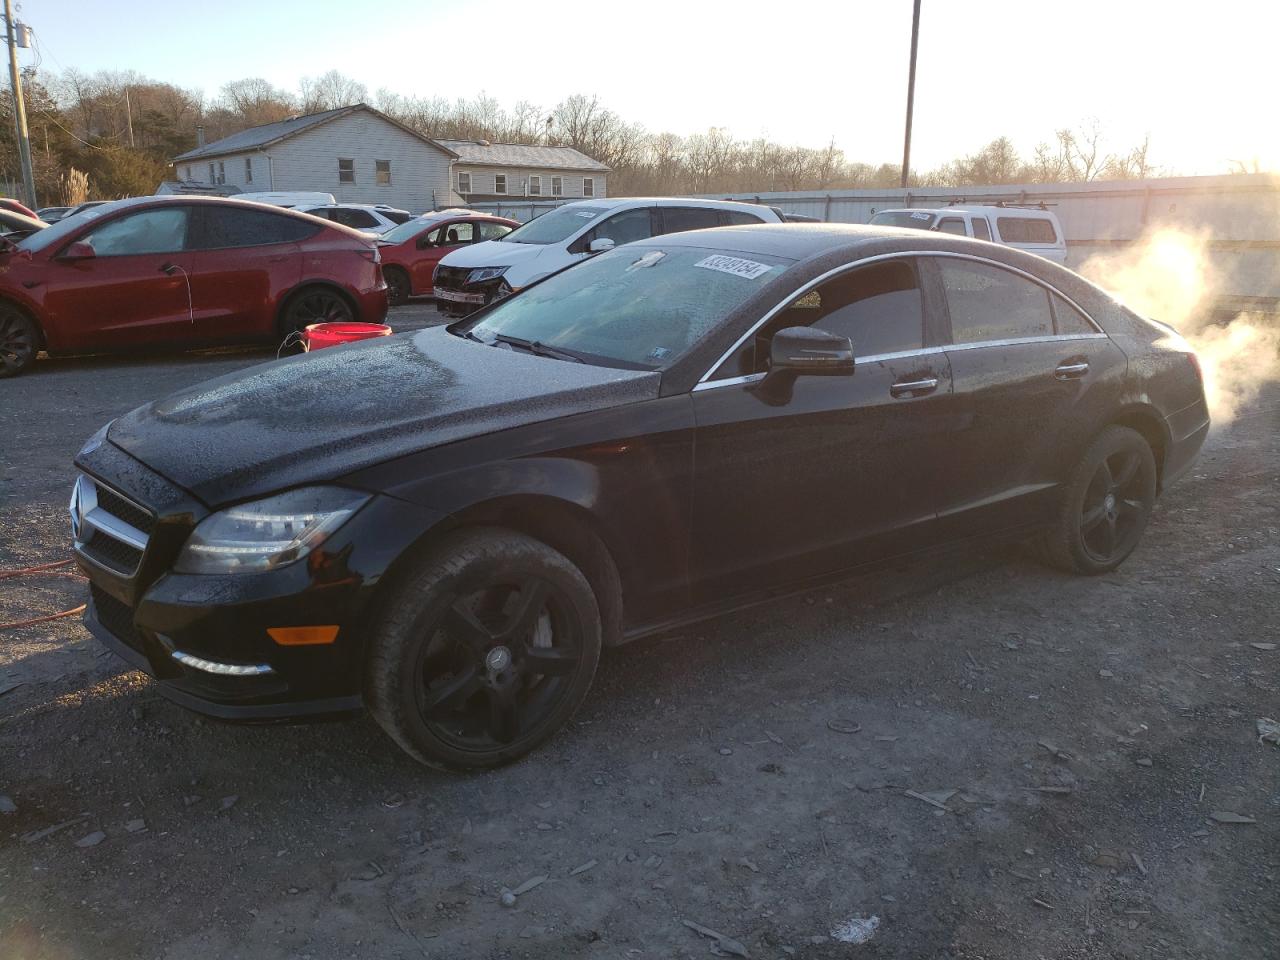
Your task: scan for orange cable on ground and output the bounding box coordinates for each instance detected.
[0,557,89,631]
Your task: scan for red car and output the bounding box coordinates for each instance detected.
[0,196,388,377]
[0,197,38,219]
[376,210,518,305]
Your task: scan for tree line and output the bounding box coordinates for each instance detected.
[1,67,1165,205]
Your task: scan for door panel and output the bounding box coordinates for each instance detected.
[689,353,954,605]
[190,243,300,338]
[415,222,473,292]
[45,252,196,349]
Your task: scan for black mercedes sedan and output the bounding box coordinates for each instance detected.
[72,224,1209,769]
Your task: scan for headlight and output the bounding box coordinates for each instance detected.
[174,487,369,575]
[467,266,508,284]
[493,279,514,301]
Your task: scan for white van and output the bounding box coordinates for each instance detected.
[869,204,1067,263]
[234,191,337,209]
[432,197,783,316]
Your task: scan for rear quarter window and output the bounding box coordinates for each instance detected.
[938,259,1055,343]
[996,217,1058,244]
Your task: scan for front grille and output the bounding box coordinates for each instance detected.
[81,530,144,575]
[94,485,155,536]
[90,584,143,652]
[433,265,469,289]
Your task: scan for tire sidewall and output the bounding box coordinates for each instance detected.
[1061,427,1157,574]
[0,306,37,378]
[367,530,602,770]
[384,267,409,306]
[278,286,356,338]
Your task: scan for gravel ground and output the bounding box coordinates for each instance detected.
[1,304,1277,959]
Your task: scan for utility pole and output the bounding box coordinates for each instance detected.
[3,0,35,207]
[900,0,921,189]
[125,86,134,148]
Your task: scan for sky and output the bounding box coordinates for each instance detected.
[17,0,1280,175]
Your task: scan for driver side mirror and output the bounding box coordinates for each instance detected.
[768,326,855,376]
[588,237,615,254]
[60,240,97,261]
[0,235,17,257]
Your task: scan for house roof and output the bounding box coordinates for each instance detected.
[436,140,610,173]
[173,104,459,162]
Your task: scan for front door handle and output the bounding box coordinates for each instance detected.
[1055,361,1089,380]
[890,377,939,397]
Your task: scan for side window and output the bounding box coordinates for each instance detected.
[338,158,355,184]
[422,226,443,246]
[725,210,766,225]
[375,160,391,186]
[458,172,472,194]
[971,217,991,241]
[717,259,924,378]
[996,216,1057,244]
[935,217,967,236]
[551,176,562,197]
[583,177,595,197]
[300,207,331,220]
[529,175,542,196]
[331,208,379,229]
[80,208,191,256]
[939,259,1054,343]
[244,157,253,183]
[588,207,652,246]
[192,207,319,249]
[479,221,512,240]
[441,222,475,245]
[495,174,507,195]
[661,207,722,234]
[1051,292,1096,335]
[382,210,412,224]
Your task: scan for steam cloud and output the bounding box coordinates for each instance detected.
[1079,227,1280,425]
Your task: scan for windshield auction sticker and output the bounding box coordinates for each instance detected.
[693,255,773,280]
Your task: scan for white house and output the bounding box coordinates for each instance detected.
[172,105,460,213]
[435,140,610,203]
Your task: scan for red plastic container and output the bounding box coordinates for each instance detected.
[303,321,393,351]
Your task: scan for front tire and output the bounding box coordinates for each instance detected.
[366,528,602,770]
[384,267,410,307]
[1040,425,1157,575]
[0,304,38,378]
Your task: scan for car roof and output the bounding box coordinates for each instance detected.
[555,196,777,215]
[877,205,1059,219]
[629,222,925,259]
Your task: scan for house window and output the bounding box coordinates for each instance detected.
[216,161,225,185]
[551,176,562,197]
[208,162,215,182]
[184,166,191,180]
[583,176,595,197]
[338,158,355,184]
[458,171,471,193]
[375,159,391,186]
[244,157,253,183]
[495,174,507,195]
[529,175,541,196]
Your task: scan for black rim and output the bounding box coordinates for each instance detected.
[386,270,407,303]
[288,291,353,332]
[414,576,583,751]
[1080,449,1148,562]
[0,309,34,374]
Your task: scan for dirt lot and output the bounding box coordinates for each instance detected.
[2,304,1277,959]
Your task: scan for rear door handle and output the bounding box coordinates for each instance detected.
[1055,361,1089,380]
[890,377,939,397]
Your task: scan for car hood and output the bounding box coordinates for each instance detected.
[439,239,549,271]
[107,327,661,506]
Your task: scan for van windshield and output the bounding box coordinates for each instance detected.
[498,205,610,245]
[869,211,936,230]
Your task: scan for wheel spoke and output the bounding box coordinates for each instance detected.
[1120,498,1145,514]
[1095,458,1115,491]
[486,686,520,744]
[522,646,578,677]
[1112,452,1140,489]
[1081,503,1107,531]
[444,599,495,649]
[499,579,550,641]
[1100,515,1118,555]
[420,666,482,719]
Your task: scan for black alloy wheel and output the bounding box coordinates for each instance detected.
[0,305,37,378]
[367,529,602,770]
[282,287,355,337]
[384,267,410,306]
[1041,425,1157,574]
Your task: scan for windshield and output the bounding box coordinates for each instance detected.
[378,217,438,245]
[18,202,118,253]
[869,211,936,229]
[498,204,610,245]
[460,244,793,369]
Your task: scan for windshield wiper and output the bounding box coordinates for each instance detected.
[491,333,585,363]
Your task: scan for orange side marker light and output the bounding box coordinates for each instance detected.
[268,626,340,646]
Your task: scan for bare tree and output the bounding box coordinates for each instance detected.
[298,70,368,113]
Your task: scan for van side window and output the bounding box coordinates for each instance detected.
[660,207,721,234]
[939,259,1054,343]
[725,210,766,226]
[587,207,653,247]
[997,217,1057,244]
[971,217,991,241]
[935,217,967,236]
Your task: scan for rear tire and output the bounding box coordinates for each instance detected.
[0,303,38,378]
[384,267,410,307]
[277,286,356,339]
[1039,425,1157,575]
[366,528,602,771]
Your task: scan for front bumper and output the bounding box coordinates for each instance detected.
[74,441,441,722]
[432,275,509,317]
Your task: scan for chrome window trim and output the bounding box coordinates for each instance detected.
[695,249,1105,386]
[690,334,1106,393]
